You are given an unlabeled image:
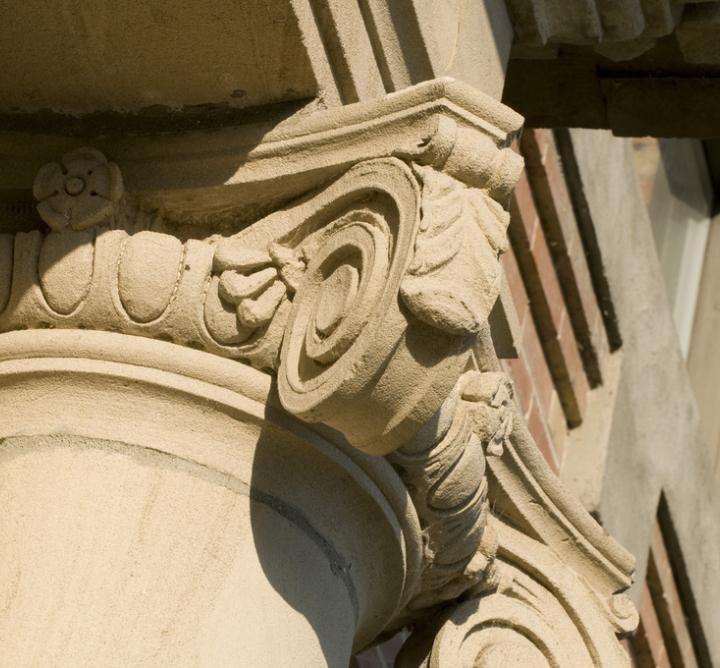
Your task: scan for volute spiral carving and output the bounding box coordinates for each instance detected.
[5,147,518,455]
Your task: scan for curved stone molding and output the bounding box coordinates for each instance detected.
[0,330,422,667]
[488,402,637,604]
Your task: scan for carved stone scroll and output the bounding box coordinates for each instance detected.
[397,519,635,667]
[395,370,637,667]
[4,85,524,456]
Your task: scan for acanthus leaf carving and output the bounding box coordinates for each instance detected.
[387,370,514,624]
[400,165,510,336]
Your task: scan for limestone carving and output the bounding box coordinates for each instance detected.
[389,371,512,617]
[397,521,635,668]
[398,515,637,667]
[5,102,522,454]
[400,166,510,336]
[214,239,305,330]
[396,374,638,667]
[0,79,637,666]
[507,0,684,59]
[34,147,124,231]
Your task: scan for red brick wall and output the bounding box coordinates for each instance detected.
[501,134,706,667]
[631,522,703,668]
[502,129,610,472]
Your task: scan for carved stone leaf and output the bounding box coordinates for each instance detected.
[401,275,486,335]
[408,166,464,274]
[466,186,509,255]
[400,166,507,336]
[407,169,464,275]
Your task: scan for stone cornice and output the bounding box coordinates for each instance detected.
[507,0,684,59]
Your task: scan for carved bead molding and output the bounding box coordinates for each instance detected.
[0,79,637,665]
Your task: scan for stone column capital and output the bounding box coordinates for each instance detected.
[1,78,524,457]
[0,79,637,666]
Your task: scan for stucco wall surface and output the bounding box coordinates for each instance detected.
[570,128,720,664]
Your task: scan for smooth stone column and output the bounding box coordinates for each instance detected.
[0,331,420,668]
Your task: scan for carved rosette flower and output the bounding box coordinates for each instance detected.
[33,147,124,231]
